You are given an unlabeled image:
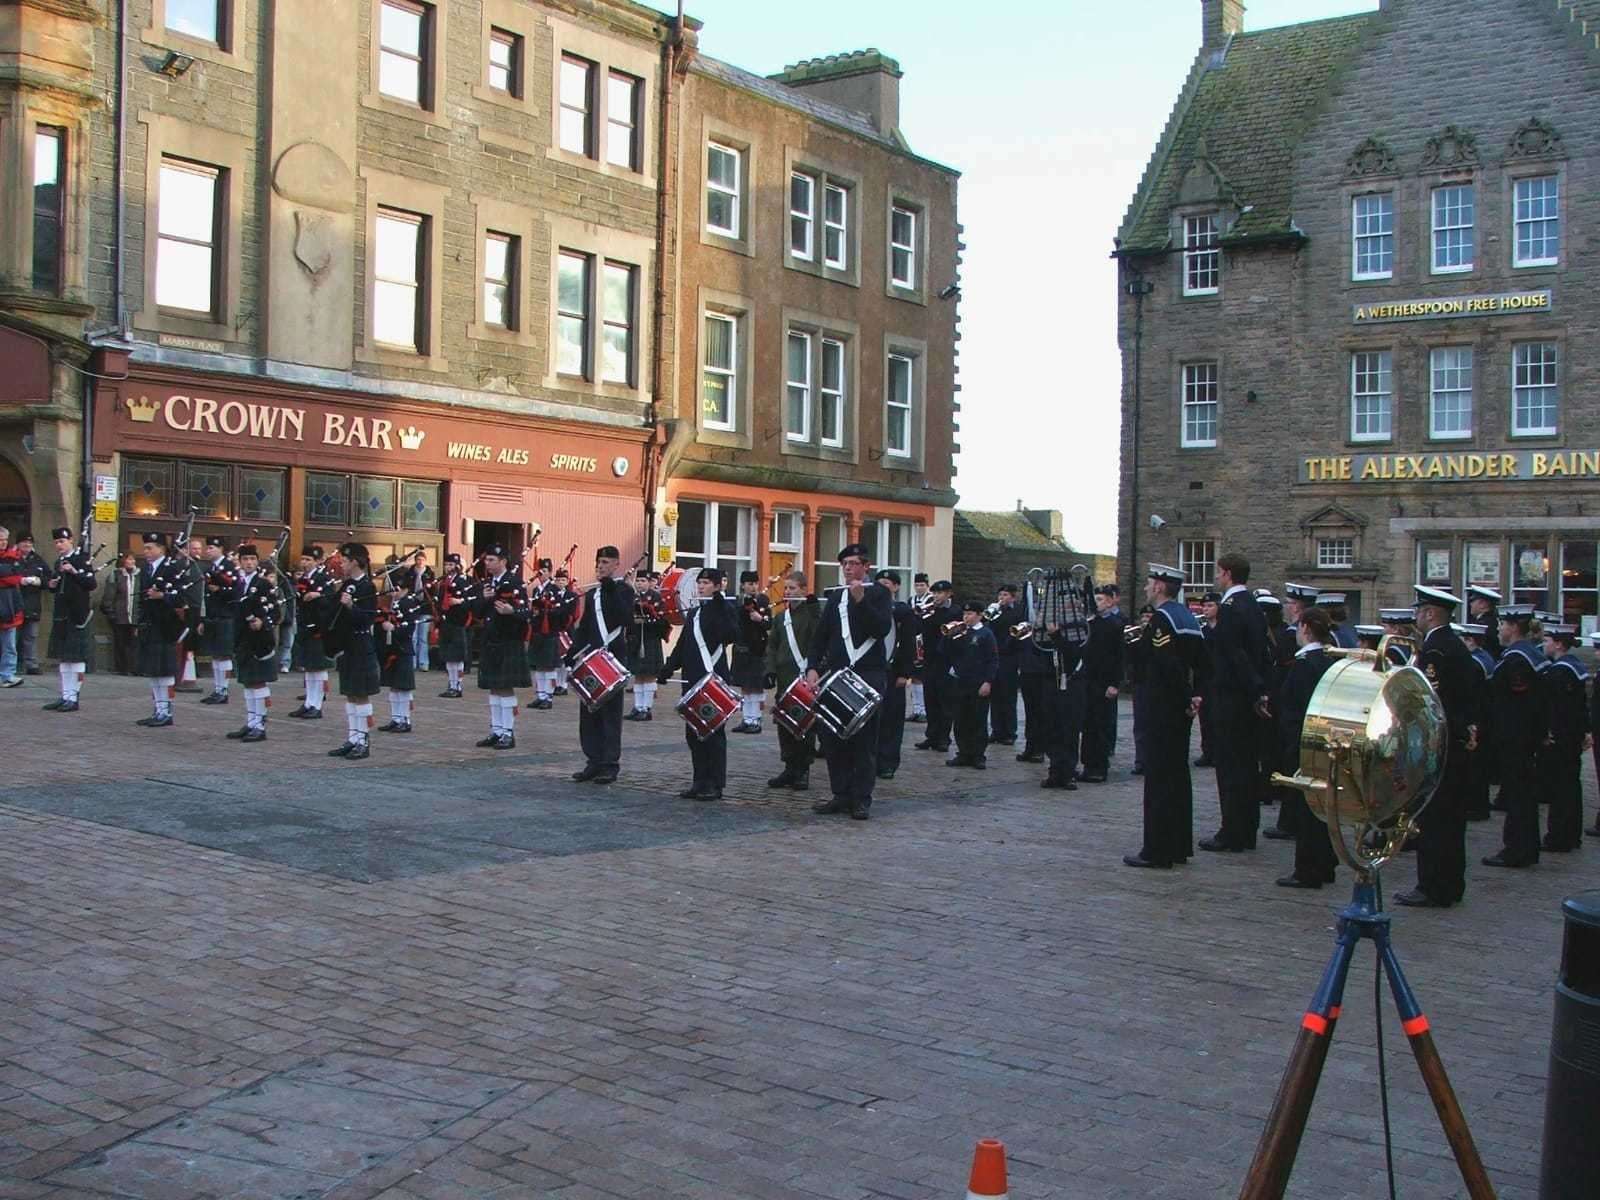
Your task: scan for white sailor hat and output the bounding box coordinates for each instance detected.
[1545,622,1578,640]
[1456,622,1487,638]
[1284,582,1319,601]
[1253,589,1282,608]
[1465,585,1503,603]
[1498,604,1535,621]
[1354,624,1384,638]
[1378,608,1414,623]
[1315,591,1347,606]
[1534,610,1561,626]
[1412,585,1461,612]
[1147,563,1185,586]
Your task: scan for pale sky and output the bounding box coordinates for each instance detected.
[687,0,1380,553]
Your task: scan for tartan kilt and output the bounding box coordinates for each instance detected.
[438,621,469,663]
[47,617,93,663]
[203,615,236,659]
[337,633,382,697]
[479,641,532,690]
[380,646,416,692]
[137,634,179,678]
[731,648,767,690]
[293,627,336,672]
[627,632,665,676]
[236,647,280,687]
[526,632,561,671]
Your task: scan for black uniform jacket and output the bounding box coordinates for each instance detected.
[660,593,739,682]
[808,581,893,676]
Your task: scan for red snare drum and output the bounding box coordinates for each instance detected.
[558,631,573,656]
[675,673,740,740]
[774,675,819,739]
[660,566,686,625]
[569,647,629,712]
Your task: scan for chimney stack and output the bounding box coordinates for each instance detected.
[1201,0,1246,50]
[772,50,902,138]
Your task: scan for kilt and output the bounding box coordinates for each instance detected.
[731,648,766,690]
[438,620,469,663]
[627,633,664,676]
[47,617,93,663]
[381,645,416,692]
[526,632,561,671]
[236,647,280,687]
[137,634,179,678]
[202,615,236,658]
[338,632,382,697]
[293,627,335,672]
[480,641,532,690]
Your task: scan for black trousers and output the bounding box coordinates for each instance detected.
[1292,799,1337,883]
[1080,687,1115,773]
[877,681,906,774]
[111,623,138,674]
[1464,746,1491,820]
[778,723,816,773]
[1542,742,1583,850]
[1018,671,1048,754]
[1497,742,1540,864]
[1132,682,1149,770]
[1416,747,1469,903]
[989,662,1019,741]
[1141,708,1194,864]
[1211,691,1260,848]
[681,682,727,791]
[579,687,624,771]
[1045,677,1086,782]
[819,667,886,807]
[953,687,989,763]
[924,670,954,749]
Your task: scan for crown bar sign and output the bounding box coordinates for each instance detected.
[398,425,425,450]
[126,395,159,422]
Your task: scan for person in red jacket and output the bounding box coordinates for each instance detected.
[0,525,43,687]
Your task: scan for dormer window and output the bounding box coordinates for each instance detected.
[1182,213,1220,296]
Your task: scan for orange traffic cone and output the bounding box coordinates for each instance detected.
[966,1138,1008,1199]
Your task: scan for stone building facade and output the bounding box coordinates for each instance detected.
[952,506,1115,606]
[1117,0,1600,630]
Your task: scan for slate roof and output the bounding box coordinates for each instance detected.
[954,510,1073,554]
[1556,0,1600,46]
[1117,13,1373,253]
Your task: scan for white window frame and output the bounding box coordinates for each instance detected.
[558,54,594,157]
[482,230,515,331]
[600,260,635,386]
[1180,361,1218,449]
[1513,175,1560,268]
[1430,184,1475,275]
[885,352,914,458]
[1429,346,1473,440]
[1317,538,1355,570]
[605,69,640,170]
[674,500,753,579]
[372,207,424,351]
[1182,213,1220,296]
[1350,350,1393,443]
[789,172,816,261]
[823,183,848,269]
[155,157,220,317]
[706,142,741,238]
[1511,341,1559,437]
[1178,539,1216,588]
[814,515,845,592]
[1352,193,1394,281]
[702,311,737,432]
[862,517,918,581]
[770,509,803,554]
[819,338,845,449]
[378,0,428,107]
[890,205,917,288]
[487,27,519,97]
[785,330,812,442]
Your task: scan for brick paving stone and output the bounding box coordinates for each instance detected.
[0,675,1589,1197]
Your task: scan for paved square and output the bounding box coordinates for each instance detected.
[0,674,1587,1198]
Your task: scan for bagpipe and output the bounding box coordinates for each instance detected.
[237,575,281,661]
[378,590,426,671]
[435,569,479,627]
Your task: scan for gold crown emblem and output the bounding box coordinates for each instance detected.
[398,425,425,450]
[126,395,159,423]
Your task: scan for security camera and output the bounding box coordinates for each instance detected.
[938,282,961,300]
[1149,514,1167,530]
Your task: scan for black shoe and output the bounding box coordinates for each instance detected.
[377,720,402,732]
[1131,765,1145,776]
[24,666,41,676]
[1262,828,1295,842]
[476,734,501,748]
[1123,853,1172,869]
[1481,852,1534,868]
[591,772,617,786]
[1393,889,1447,907]
[56,700,79,713]
[1079,773,1106,784]
[1276,874,1322,889]
[328,741,354,757]
[537,700,554,711]
[199,691,223,705]
[1016,751,1045,763]
[241,728,267,743]
[971,759,987,770]
[553,686,568,696]
[439,687,462,698]
[573,765,602,782]
[0,677,24,688]
[225,726,250,740]
[345,741,370,760]
[694,790,722,802]
[494,734,515,750]
[1040,776,1077,790]
[41,699,64,711]
[1193,756,1213,767]
[996,737,1016,746]
[767,771,796,788]
[526,699,542,711]
[1542,837,1578,853]
[625,710,645,722]
[287,705,308,718]
[640,711,652,721]
[946,757,971,768]
[1198,836,1240,853]
[908,714,926,723]
[876,769,896,780]
[790,772,809,791]
[679,785,705,799]
[914,739,936,750]
[301,708,322,720]
[812,795,851,815]
[849,805,870,820]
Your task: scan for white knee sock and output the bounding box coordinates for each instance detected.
[446,661,463,688]
[498,696,516,735]
[213,660,232,693]
[354,702,372,745]
[58,662,73,701]
[154,677,174,717]
[910,681,925,716]
[556,665,568,688]
[245,686,269,729]
[742,692,764,723]
[181,655,197,682]
[635,681,656,712]
[390,690,412,722]
[305,672,325,710]
[534,671,553,700]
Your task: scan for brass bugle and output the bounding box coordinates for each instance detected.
[1010,620,1033,640]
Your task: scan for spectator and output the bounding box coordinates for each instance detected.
[0,525,42,686]
[15,532,49,675]
[101,551,140,674]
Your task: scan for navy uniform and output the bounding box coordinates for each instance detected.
[1458,623,1496,821]
[198,537,239,704]
[433,554,475,698]
[1482,606,1545,869]
[1588,633,1600,839]
[475,548,532,748]
[764,583,823,789]
[1316,591,1357,650]
[290,548,336,719]
[946,602,1000,768]
[659,568,739,800]
[807,545,893,818]
[1128,605,1155,776]
[731,570,773,733]
[1274,627,1336,888]
[1395,588,1479,908]
[1465,586,1502,660]
[1124,565,1204,868]
[875,571,918,780]
[1014,592,1055,763]
[988,585,1024,746]
[570,547,636,784]
[41,527,96,712]
[326,542,380,760]
[1202,579,1269,852]
[226,546,282,743]
[1078,586,1125,781]
[378,588,426,734]
[914,583,957,752]
[625,574,668,719]
[1256,591,1295,839]
[1040,622,1086,790]
[908,572,931,721]
[134,532,189,727]
[1195,594,1219,768]
[1537,624,1587,853]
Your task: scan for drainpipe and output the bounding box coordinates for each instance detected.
[645,1,685,558]
[112,0,129,331]
[1125,269,1153,597]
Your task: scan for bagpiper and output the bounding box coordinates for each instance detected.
[377,576,426,734]
[198,536,239,705]
[225,543,282,743]
[40,526,97,713]
[134,532,188,727]
[327,542,380,760]
[289,547,335,720]
[476,545,531,749]
[731,570,772,733]
[624,570,668,720]
[434,553,475,698]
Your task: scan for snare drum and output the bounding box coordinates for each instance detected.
[774,675,820,739]
[813,668,882,740]
[675,673,740,740]
[569,647,629,712]
[557,631,574,657]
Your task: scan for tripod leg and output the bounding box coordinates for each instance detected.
[1239,933,1360,1200]
[1376,940,1498,1200]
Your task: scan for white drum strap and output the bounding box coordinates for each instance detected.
[840,595,877,667]
[594,584,619,648]
[784,609,807,672]
[692,608,728,670]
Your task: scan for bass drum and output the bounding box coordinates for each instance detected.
[660,564,700,626]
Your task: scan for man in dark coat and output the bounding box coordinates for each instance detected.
[1395,587,1480,907]
[875,569,918,780]
[14,532,47,675]
[988,583,1023,746]
[475,544,531,749]
[1536,622,1588,853]
[433,553,474,699]
[731,570,772,733]
[914,580,956,753]
[134,531,188,726]
[946,601,999,769]
[1481,606,1545,869]
[806,545,893,819]
[40,527,96,712]
[570,546,636,785]
[1274,605,1337,888]
[1124,564,1204,868]
[1077,584,1125,782]
[327,542,380,760]
[1459,622,1496,821]
[289,547,336,720]
[908,572,931,721]
[1466,586,1502,660]
[1259,590,1299,842]
[377,582,425,735]
[765,571,823,789]
[1200,553,1270,853]
[226,543,281,743]
[100,551,140,675]
[659,568,739,800]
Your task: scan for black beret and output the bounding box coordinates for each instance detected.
[739,570,759,583]
[596,545,620,560]
[142,531,167,546]
[962,600,984,613]
[444,553,462,565]
[205,535,227,549]
[1095,584,1119,597]
[913,572,929,583]
[339,542,370,566]
[931,579,953,592]
[875,569,901,585]
[302,545,323,559]
[538,557,553,570]
[998,582,1019,594]
[698,567,725,585]
[1201,591,1223,603]
[482,543,508,559]
[837,543,869,563]
[14,531,32,542]
[51,527,72,541]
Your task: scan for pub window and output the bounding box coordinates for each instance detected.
[122,458,175,518]
[32,127,65,294]
[166,0,221,43]
[600,260,635,385]
[1350,350,1392,442]
[1514,176,1560,267]
[1511,541,1550,612]
[606,70,640,170]
[379,0,431,107]
[182,461,232,519]
[1464,542,1501,598]
[890,204,918,289]
[1178,539,1216,587]
[1560,541,1598,628]
[674,499,753,579]
[1182,213,1219,296]
[790,172,816,262]
[1429,346,1473,439]
[238,468,286,523]
[1417,542,1453,587]
[1352,193,1394,280]
[1431,184,1474,274]
[487,27,520,97]
[483,231,516,331]
[705,142,741,238]
[1317,537,1355,570]
[306,472,351,526]
[1180,361,1218,449]
[813,515,845,591]
[556,250,592,378]
[156,158,221,316]
[559,54,596,157]
[702,311,737,430]
[861,518,917,580]
[401,481,441,531]
[355,476,397,528]
[373,208,425,351]
[1511,342,1558,436]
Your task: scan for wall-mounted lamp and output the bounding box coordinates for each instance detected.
[159,51,195,78]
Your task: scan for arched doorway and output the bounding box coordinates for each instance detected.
[0,454,30,537]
